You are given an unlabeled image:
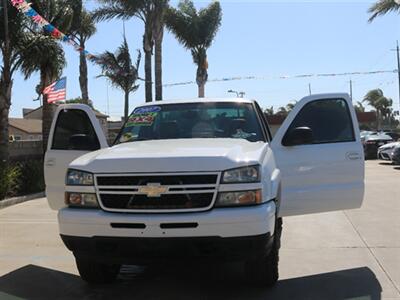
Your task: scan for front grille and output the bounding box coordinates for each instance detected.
[101,193,214,210]
[97,175,218,186]
[95,172,219,213]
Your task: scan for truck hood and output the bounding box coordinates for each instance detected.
[70,139,269,173]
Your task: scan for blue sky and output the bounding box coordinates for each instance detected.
[9,0,400,119]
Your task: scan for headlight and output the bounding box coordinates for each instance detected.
[215,190,262,207]
[222,166,260,183]
[66,169,94,186]
[65,193,98,208]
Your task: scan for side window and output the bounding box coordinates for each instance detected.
[52,109,100,150]
[285,99,355,144]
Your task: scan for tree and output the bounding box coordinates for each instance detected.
[0,0,33,162]
[354,101,366,113]
[165,0,222,98]
[22,0,74,151]
[363,89,393,129]
[368,0,400,22]
[264,106,274,116]
[94,0,169,103]
[71,7,97,104]
[95,37,141,120]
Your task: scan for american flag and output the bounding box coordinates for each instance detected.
[43,77,67,103]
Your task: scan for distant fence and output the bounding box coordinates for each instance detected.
[9,141,43,161]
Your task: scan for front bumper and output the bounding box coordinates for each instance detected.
[61,233,273,264]
[58,202,276,263]
[58,201,276,238]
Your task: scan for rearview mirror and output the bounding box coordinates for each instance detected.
[68,134,99,151]
[282,127,314,147]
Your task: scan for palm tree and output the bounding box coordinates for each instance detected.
[71,8,97,104]
[94,0,169,102]
[264,106,275,116]
[0,0,33,161]
[363,89,393,129]
[368,0,400,22]
[165,0,222,98]
[25,0,75,151]
[19,35,66,151]
[95,37,141,120]
[354,101,365,113]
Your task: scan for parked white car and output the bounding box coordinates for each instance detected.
[44,94,364,286]
[377,141,400,162]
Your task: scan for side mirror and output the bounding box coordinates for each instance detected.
[69,134,98,151]
[282,127,314,147]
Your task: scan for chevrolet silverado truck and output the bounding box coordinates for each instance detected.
[44,94,364,286]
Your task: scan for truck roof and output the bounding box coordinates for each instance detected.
[135,98,255,107]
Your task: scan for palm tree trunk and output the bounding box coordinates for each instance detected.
[79,41,89,104]
[144,49,152,103]
[124,90,129,121]
[0,98,11,163]
[143,28,153,103]
[155,35,163,101]
[198,83,205,98]
[0,0,11,162]
[41,70,53,153]
[196,66,207,98]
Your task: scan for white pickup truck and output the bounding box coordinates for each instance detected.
[44,94,364,286]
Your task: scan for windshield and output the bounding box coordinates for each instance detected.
[116,102,265,144]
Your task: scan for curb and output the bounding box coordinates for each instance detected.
[0,192,46,210]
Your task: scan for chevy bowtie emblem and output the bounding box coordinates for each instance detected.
[138,183,168,197]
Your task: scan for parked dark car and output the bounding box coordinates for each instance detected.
[363,133,393,159]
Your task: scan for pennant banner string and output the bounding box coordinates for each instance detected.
[10,0,95,59]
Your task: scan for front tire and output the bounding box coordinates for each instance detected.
[245,217,282,287]
[75,257,121,284]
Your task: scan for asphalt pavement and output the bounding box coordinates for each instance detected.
[0,160,399,300]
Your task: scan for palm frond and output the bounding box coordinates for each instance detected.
[368,0,400,22]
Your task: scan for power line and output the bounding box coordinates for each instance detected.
[163,69,397,88]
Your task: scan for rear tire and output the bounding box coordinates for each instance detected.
[75,257,120,284]
[245,218,282,287]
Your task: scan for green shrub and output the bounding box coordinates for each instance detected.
[0,163,22,200]
[17,160,45,195]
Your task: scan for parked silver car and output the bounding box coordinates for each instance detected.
[377,141,400,162]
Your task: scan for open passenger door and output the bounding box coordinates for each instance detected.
[270,93,364,217]
[44,104,108,210]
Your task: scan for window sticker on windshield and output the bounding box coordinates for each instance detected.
[133,106,161,114]
[126,112,158,127]
[232,129,254,139]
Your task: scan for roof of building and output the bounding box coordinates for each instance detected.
[9,118,42,134]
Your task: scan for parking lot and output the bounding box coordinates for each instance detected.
[0,160,399,300]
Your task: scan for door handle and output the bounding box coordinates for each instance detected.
[346,152,362,160]
[45,158,55,166]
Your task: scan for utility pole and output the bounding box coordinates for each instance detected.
[392,41,400,114]
[396,41,400,113]
[308,83,312,95]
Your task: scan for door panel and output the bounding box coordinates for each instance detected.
[271,93,364,217]
[45,105,108,210]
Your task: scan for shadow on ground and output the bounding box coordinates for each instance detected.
[0,264,382,300]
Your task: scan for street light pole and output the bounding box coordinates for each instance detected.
[228,90,245,98]
[396,41,400,113]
